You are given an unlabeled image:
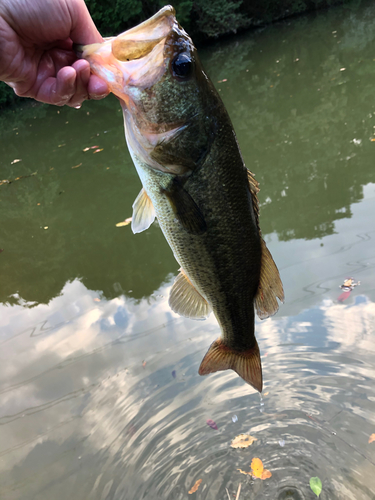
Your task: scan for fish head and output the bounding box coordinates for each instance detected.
[80,6,219,175]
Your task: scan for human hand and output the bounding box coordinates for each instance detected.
[0,0,109,107]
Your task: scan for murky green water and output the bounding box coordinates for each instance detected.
[1,2,375,499]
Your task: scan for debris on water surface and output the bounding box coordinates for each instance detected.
[340,277,360,291]
[368,434,375,443]
[172,370,176,378]
[338,277,360,302]
[83,145,99,151]
[309,477,322,497]
[231,434,257,448]
[142,360,146,368]
[72,163,82,169]
[116,217,132,227]
[279,440,285,447]
[226,484,241,500]
[11,158,22,164]
[188,479,202,494]
[237,458,271,480]
[0,249,4,253]
[206,419,218,430]
[93,148,104,153]
[232,414,238,423]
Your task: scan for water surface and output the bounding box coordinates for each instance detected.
[1,2,375,499]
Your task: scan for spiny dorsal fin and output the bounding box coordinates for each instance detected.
[198,338,262,392]
[131,188,156,234]
[255,238,285,319]
[169,269,211,319]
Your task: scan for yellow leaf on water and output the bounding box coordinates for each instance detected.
[188,479,202,494]
[368,434,375,443]
[72,163,82,169]
[231,434,257,448]
[264,392,269,396]
[371,138,375,142]
[93,148,103,153]
[116,217,132,227]
[251,458,264,478]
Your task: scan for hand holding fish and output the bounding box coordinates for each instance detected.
[0,0,109,106]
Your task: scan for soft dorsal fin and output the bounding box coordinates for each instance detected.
[131,188,156,234]
[255,238,285,319]
[247,169,260,229]
[169,269,212,319]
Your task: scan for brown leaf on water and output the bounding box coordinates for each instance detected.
[368,434,375,443]
[371,138,375,142]
[188,479,202,494]
[72,163,82,169]
[231,434,257,448]
[116,217,132,227]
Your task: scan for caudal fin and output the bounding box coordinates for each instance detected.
[198,338,262,392]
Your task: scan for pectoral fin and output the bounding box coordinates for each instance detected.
[131,188,156,234]
[198,338,262,392]
[163,178,207,235]
[169,269,211,319]
[255,238,285,319]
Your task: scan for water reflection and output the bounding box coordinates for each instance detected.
[2,1,375,498]
[1,275,375,499]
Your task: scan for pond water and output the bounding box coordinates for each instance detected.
[1,2,375,499]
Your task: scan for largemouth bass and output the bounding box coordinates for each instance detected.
[79,6,284,392]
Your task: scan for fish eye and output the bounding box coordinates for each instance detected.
[171,52,192,79]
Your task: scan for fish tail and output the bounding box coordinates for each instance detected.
[198,338,262,392]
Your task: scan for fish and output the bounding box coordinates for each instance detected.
[79,5,284,392]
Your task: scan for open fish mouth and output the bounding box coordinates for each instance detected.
[76,6,177,97]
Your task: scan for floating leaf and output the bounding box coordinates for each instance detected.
[93,148,103,153]
[368,434,375,443]
[231,434,257,448]
[142,360,147,368]
[116,217,132,227]
[72,163,82,169]
[251,458,264,478]
[251,457,272,480]
[310,477,322,497]
[264,392,269,396]
[11,158,21,164]
[188,479,202,494]
[237,458,271,480]
[206,419,218,430]
[371,138,375,142]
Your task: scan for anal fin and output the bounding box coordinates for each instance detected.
[198,338,262,392]
[169,269,211,319]
[131,188,156,234]
[255,238,285,320]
